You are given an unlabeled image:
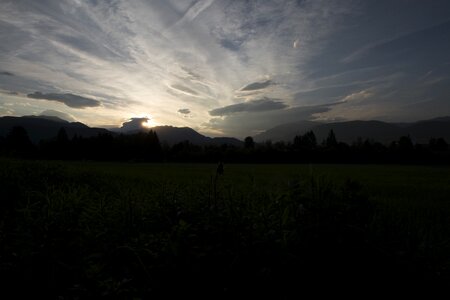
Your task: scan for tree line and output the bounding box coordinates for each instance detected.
[0,126,449,164]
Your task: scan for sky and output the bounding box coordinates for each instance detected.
[1,0,450,138]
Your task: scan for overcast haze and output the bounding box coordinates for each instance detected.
[1,0,450,137]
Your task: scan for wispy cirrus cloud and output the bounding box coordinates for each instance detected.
[169,84,199,96]
[1,0,449,134]
[0,0,358,130]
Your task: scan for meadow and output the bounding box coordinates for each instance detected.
[1,159,449,297]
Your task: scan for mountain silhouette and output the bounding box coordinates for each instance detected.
[2,115,450,146]
[311,121,404,144]
[255,117,450,144]
[254,120,320,142]
[0,116,243,146]
[0,116,110,143]
[125,125,242,146]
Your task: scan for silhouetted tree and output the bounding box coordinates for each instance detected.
[3,122,450,164]
[143,130,162,160]
[398,135,414,152]
[56,127,70,158]
[293,131,317,152]
[303,131,317,149]
[429,138,448,151]
[293,135,302,149]
[57,127,69,144]
[325,129,338,148]
[244,136,255,149]
[0,136,5,154]
[5,126,35,157]
[171,140,202,161]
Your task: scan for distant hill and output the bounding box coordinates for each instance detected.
[254,117,450,144]
[150,126,242,146]
[3,115,450,146]
[24,115,69,123]
[0,116,242,146]
[115,125,242,146]
[0,116,110,143]
[423,116,450,123]
[150,126,208,145]
[311,121,403,144]
[210,137,243,147]
[254,120,320,142]
[406,120,450,143]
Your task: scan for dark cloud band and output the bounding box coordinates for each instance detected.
[209,98,288,116]
[178,108,191,114]
[0,71,14,76]
[239,80,274,92]
[27,92,101,108]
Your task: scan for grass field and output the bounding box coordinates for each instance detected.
[1,159,449,297]
[67,161,450,200]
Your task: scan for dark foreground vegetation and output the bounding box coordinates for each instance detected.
[1,125,450,164]
[1,160,449,298]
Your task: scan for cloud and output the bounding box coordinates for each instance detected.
[209,98,288,116]
[178,108,191,115]
[293,82,374,105]
[168,0,216,30]
[120,117,149,132]
[178,108,193,118]
[204,102,339,138]
[40,109,77,122]
[27,92,101,108]
[0,0,356,130]
[239,80,274,91]
[219,38,242,51]
[0,89,19,95]
[169,84,199,96]
[0,71,14,76]
[2,1,449,133]
[341,90,373,103]
[0,104,14,116]
[341,20,450,65]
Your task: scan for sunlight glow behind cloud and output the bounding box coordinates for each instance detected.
[1,0,450,137]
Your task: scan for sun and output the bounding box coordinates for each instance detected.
[141,118,155,128]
